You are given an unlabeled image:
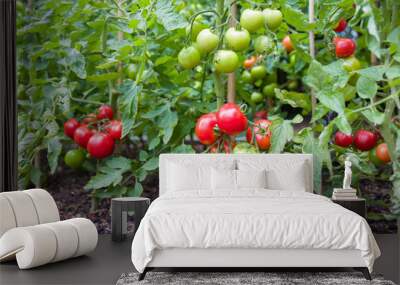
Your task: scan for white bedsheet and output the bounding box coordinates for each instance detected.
[131,190,380,273]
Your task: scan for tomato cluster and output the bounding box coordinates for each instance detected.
[332,19,357,61]
[195,103,272,153]
[63,105,123,169]
[333,130,391,164]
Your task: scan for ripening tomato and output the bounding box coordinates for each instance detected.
[195,113,218,145]
[262,83,278,98]
[87,132,115,159]
[376,143,391,163]
[250,65,267,80]
[178,46,201,69]
[225,27,251,52]
[263,9,283,31]
[369,147,383,165]
[214,50,239,73]
[335,38,356,58]
[254,35,274,54]
[334,19,347,32]
[254,110,268,120]
[246,119,272,150]
[282,35,294,53]
[240,9,265,33]
[105,120,122,140]
[334,131,353,147]
[97,105,114,120]
[73,125,94,148]
[216,103,248,135]
[64,118,80,138]
[64,149,85,169]
[251,92,264,103]
[353,130,377,151]
[196,29,219,53]
[243,56,257,69]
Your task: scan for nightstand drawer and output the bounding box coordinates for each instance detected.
[332,199,366,218]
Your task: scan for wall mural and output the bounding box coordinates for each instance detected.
[16,0,399,233]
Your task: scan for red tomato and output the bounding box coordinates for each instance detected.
[82,113,97,126]
[195,113,218,145]
[209,145,218,153]
[334,19,347,32]
[376,143,391,163]
[282,35,294,53]
[254,110,268,120]
[246,119,272,150]
[105,120,122,140]
[335,38,356,58]
[97,105,114,120]
[243,56,257,69]
[216,103,248,135]
[64,118,80,138]
[334,131,353,147]
[73,125,94,148]
[353,130,377,151]
[87,132,115,159]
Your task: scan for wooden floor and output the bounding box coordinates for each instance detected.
[0,234,398,285]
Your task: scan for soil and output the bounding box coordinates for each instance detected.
[47,168,397,234]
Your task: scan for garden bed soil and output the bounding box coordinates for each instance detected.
[47,168,397,234]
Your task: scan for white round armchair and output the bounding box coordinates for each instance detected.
[0,189,98,269]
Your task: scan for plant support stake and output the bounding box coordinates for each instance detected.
[227,2,237,103]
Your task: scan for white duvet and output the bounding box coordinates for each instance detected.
[131,190,380,273]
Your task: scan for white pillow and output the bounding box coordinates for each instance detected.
[266,165,307,191]
[167,160,236,192]
[236,169,267,189]
[211,168,236,190]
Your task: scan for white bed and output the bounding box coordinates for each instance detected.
[131,154,380,280]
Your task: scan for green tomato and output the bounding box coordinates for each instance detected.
[240,9,265,33]
[126,64,137,79]
[224,27,251,52]
[233,142,258,154]
[186,20,206,41]
[289,52,297,66]
[64,149,85,169]
[262,9,283,31]
[178,46,201,69]
[241,70,253,83]
[288,80,298,90]
[254,79,264,87]
[343,56,361,72]
[263,83,278,97]
[196,29,219,53]
[214,50,239,73]
[251,92,264,103]
[343,86,356,101]
[251,65,267,80]
[254,35,275,54]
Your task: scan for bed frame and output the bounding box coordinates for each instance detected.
[138,154,372,281]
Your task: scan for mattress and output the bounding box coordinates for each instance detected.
[131,190,380,273]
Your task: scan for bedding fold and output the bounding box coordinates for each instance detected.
[131,190,380,273]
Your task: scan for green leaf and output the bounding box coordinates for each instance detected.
[142,157,159,171]
[315,89,345,114]
[275,90,311,114]
[65,48,86,79]
[173,144,195,153]
[324,61,349,88]
[127,182,143,197]
[335,115,352,134]
[155,0,187,31]
[84,157,132,190]
[281,5,314,32]
[362,108,385,124]
[356,76,378,99]
[318,121,334,147]
[118,80,141,138]
[87,73,120,82]
[47,137,62,174]
[357,66,386,80]
[158,109,178,144]
[385,65,400,80]
[291,114,303,124]
[270,120,293,153]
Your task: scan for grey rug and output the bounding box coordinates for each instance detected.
[116,272,396,285]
